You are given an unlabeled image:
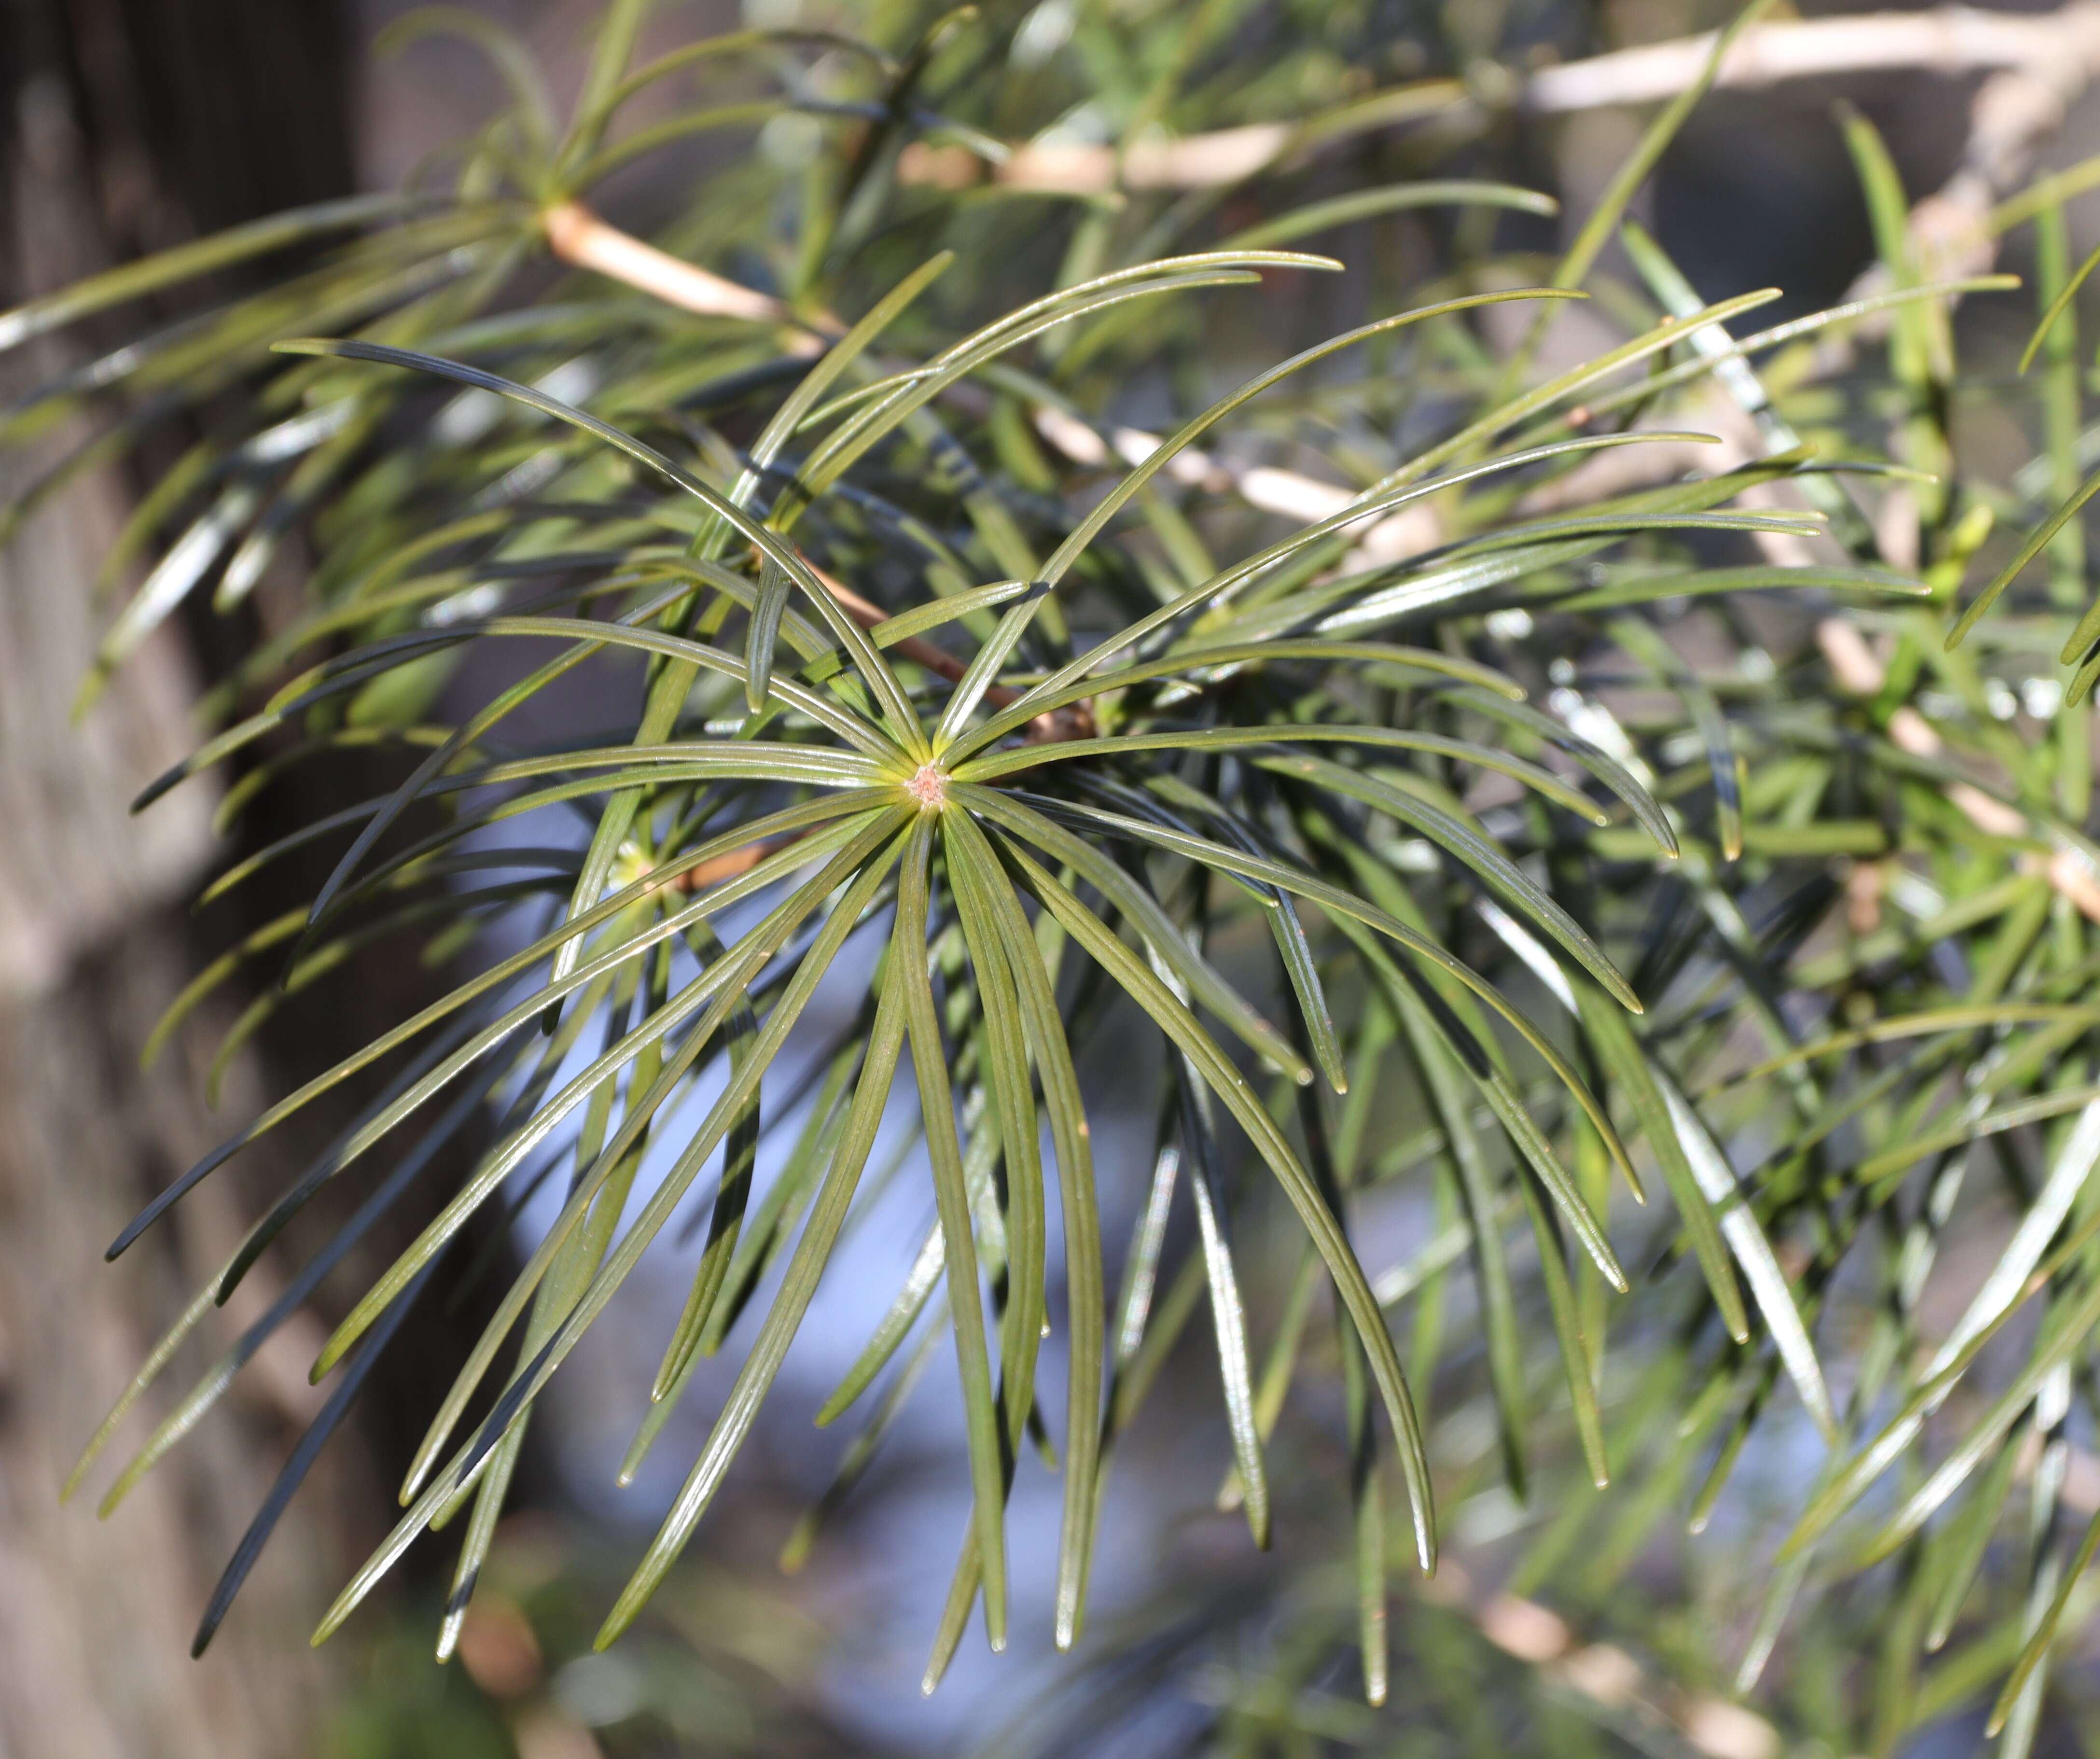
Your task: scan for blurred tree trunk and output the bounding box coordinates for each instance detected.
[0,3,375,1754]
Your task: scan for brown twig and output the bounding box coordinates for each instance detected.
[1029,405,1442,571]
[892,5,2100,196]
[1421,1563,1783,1759]
[1528,0,2100,919]
[661,838,780,895]
[1821,620,2100,921]
[538,200,1099,742]
[1528,3,2100,113]
[541,202,1117,744]
[800,555,1094,743]
[542,199,792,325]
[541,200,1424,574]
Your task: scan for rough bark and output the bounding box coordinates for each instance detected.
[0,934,337,1759]
[0,3,358,1752]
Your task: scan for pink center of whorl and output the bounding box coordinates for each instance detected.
[905,764,948,810]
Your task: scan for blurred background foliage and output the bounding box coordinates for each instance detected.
[16,0,2100,1757]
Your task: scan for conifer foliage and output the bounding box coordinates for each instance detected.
[19,1,2100,1749]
